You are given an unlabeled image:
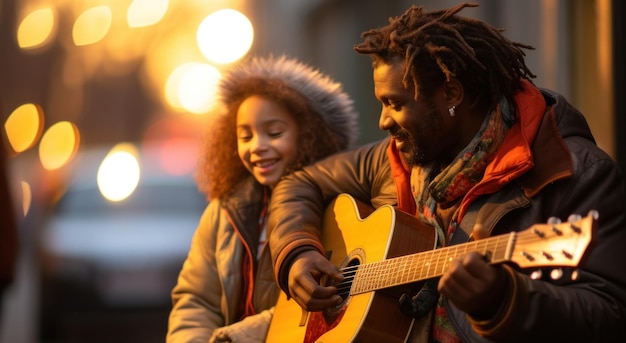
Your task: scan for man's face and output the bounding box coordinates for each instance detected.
[373,56,457,166]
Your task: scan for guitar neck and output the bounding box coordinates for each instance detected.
[350,232,515,294]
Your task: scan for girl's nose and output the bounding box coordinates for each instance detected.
[250,135,269,153]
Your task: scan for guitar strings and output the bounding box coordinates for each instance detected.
[329,228,584,295]
[334,267,357,296]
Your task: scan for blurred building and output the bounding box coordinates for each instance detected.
[1,0,624,158]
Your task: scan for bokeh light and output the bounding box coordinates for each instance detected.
[4,103,44,154]
[38,121,80,170]
[197,9,254,64]
[142,31,199,112]
[97,144,140,202]
[21,181,32,217]
[73,6,112,46]
[158,138,199,176]
[165,62,221,114]
[127,0,169,28]
[17,7,56,49]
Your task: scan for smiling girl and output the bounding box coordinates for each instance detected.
[166,55,359,343]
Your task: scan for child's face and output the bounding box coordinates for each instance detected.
[236,95,299,188]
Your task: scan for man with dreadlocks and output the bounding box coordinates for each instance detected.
[267,2,626,342]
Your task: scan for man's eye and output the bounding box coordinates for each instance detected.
[389,102,402,111]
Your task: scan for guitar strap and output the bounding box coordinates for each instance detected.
[398,278,439,319]
[442,196,500,343]
[450,195,488,245]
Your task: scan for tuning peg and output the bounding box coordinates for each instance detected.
[567,213,582,223]
[550,268,563,280]
[588,209,599,220]
[547,216,561,225]
[530,269,542,280]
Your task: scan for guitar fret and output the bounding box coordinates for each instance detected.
[449,248,456,270]
[371,262,378,289]
[408,254,417,283]
[380,261,388,288]
[425,250,433,278]
[354,264,366,293]
[403,256,410,283]
[398,255,406,284]
[493,236,501,262]
[437,249,444,274]
[418,253,425,280]
[371,262,379,289]
[390,258,399,286]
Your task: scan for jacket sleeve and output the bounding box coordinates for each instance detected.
[471,151,626,342]
[268,138,396,293]
[167,202,228,342]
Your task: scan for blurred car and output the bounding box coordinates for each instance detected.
[37,145,206,342]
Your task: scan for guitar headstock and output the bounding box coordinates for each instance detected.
[510,211,597,269]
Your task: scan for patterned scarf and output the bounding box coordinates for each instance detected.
[412,98,513,246]
[411,99,514,343]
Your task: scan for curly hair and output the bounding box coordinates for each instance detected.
[354,2,536,109]
[197,77,350,200]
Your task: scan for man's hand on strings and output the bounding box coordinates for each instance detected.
[288,250,344,312]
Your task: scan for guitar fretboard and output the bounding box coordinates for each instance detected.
[349,232,515,294]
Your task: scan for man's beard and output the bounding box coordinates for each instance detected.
[399,132,425,167]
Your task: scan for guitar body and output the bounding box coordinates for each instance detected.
[268,194,437,343]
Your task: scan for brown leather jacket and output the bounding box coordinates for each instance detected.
[268,88,626,342]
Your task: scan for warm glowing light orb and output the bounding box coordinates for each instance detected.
[38,121,80,170]
[21,181,32,217]
[127,0,169,28]
[165,62,221,114]
[4,103,44,153]
[73,6,112,46]
[17,8,56,49]
[97,145,141,202]
[197,9,254,64]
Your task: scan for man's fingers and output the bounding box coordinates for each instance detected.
[291,276,342,311]
[288,250,345,311]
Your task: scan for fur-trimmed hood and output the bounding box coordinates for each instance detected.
[217,55,359,149]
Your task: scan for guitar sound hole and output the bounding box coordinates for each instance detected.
[336,257,360,303]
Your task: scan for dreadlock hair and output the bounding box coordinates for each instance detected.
[197,78,345,200]
[354,2,536,110]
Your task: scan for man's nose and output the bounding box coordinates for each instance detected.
[379,107,393,131]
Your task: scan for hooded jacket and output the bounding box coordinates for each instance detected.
[166,55,359,342]
[268,83,626,342]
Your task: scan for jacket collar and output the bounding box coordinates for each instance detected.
[222,176,266,250]
[458,80,573,221]
[387,80,574,220]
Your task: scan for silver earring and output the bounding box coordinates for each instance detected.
[448,106,456,117]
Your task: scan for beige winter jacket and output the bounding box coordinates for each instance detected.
[167,177,280,342]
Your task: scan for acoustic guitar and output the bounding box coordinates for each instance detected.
[266,193,595,343]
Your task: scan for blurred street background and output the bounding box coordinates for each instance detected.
[1,0,624,342]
